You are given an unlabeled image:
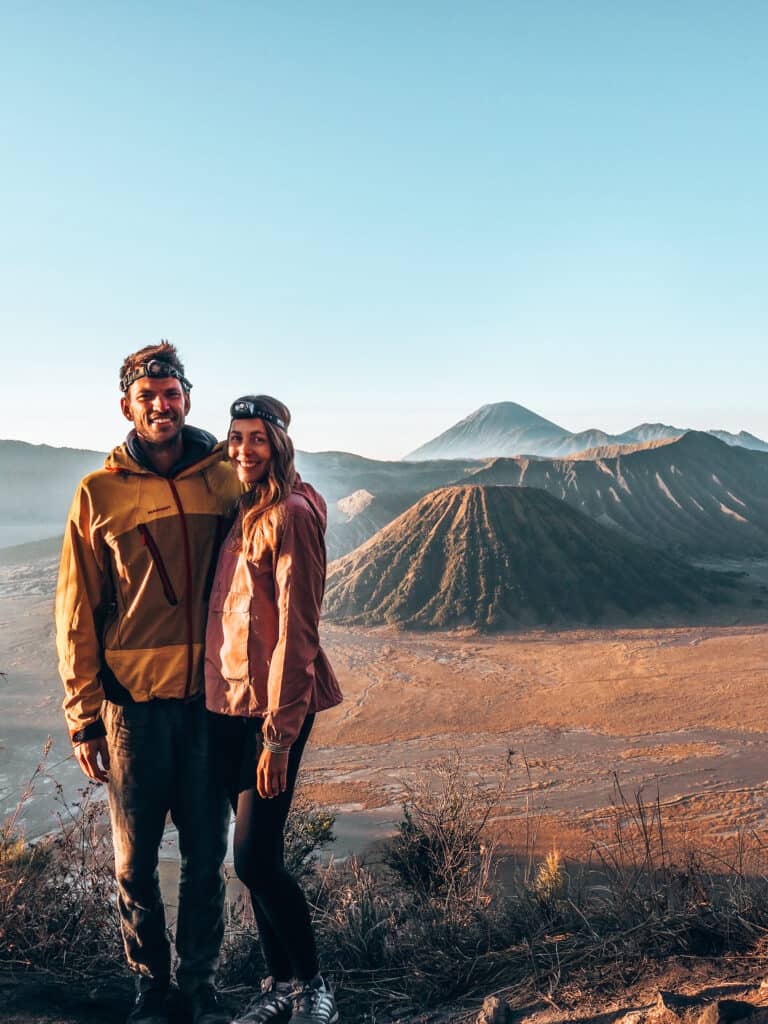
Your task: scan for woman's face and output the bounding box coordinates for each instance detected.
[228,417,273,485]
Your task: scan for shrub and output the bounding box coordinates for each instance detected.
[384,754,504,918]
[0,749,123,979]
[284,797,336,883]
[533,848,566,907]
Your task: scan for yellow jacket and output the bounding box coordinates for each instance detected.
[55,430,241,741]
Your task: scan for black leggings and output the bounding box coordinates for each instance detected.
[208,712,318,982]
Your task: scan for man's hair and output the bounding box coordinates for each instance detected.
[119,340,188,392]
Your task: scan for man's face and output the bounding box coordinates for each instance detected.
[120,376,190,446]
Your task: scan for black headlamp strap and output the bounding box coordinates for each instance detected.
[230,399,287,430]
[120,359,193,393]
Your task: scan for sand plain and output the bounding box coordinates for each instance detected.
[2,556,768,860]
[304,618,768,856]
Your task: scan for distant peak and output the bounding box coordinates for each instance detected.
[404,401,569,460]
[625,421,679,432]
[467,401,568,428]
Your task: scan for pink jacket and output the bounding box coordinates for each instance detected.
[204,478,343,750]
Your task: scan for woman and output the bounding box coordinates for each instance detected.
[205,395,343,1024]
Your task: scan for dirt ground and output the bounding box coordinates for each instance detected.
[302,620,768,858]
[5,961,768,1024]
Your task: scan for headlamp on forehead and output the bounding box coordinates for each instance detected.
[230,399,287,430]
[120,359,193,393]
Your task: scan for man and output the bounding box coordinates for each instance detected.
[55,342,241,1024]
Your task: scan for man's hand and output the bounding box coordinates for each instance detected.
[257,748,289,799]
[74,736,111,783]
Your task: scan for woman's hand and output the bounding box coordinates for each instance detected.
[257,748,289,799]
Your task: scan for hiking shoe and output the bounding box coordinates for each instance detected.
[232,977,293,1023]
[291,977,339,1024]
[126,987,170,1024]
[186,984,231,1024]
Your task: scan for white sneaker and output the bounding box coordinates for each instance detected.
[291,976,339,1024]
[232,978,293,1024]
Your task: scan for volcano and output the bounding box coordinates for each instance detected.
[404,402,572,461]
[324,485,733,630]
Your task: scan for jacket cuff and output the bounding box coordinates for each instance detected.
[72,718,106,744]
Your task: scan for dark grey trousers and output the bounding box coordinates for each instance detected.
[103,697,230,994]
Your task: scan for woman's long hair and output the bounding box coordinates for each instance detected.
[231,395,297,562]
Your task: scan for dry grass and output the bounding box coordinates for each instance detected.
[5,749,768,1022]
[0,740,123,980]
[298,761,768,1018]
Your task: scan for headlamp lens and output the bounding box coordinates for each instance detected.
[232,399,256,417]
[145,359,173,377]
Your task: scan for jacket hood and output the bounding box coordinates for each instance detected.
[293,476,327,532]
[106,425,222,475]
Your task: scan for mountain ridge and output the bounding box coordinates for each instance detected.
[405,402,768,460]
[463,430,768,557]
[4,423,768,560]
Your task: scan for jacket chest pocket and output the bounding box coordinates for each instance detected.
[208,590,251,683]
[137,523,178,605]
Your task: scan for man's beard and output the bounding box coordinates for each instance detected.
[138,421,184,451]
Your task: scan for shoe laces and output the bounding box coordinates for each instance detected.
[260,977,289,996]
[236,979,292,1022]
[292,979,326,1014]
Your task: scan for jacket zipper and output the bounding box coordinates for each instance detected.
[137,524,179,606]
[166,478,195,698]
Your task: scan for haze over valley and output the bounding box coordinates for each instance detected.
[4,400,768,559]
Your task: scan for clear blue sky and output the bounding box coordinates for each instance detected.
[1,1,766,458]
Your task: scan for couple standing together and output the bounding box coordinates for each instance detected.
[55,341,342,1024]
